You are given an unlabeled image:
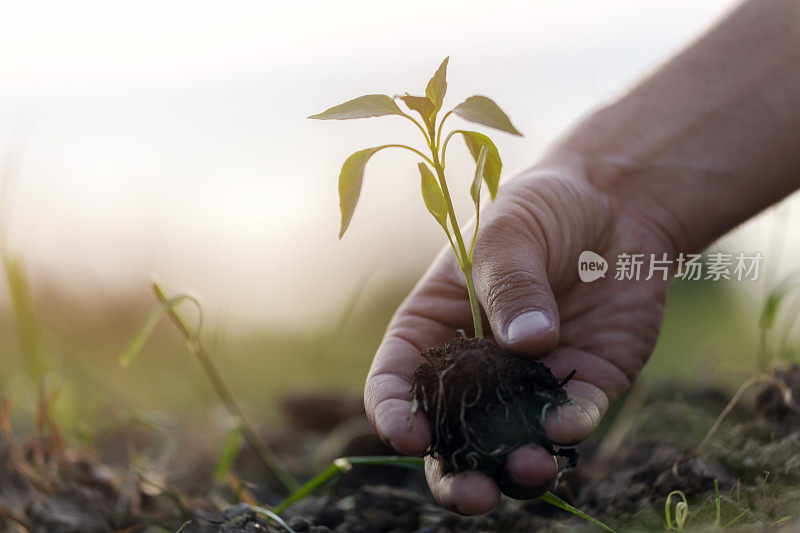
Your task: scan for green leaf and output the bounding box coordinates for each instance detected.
[309,94,404,120]
[452,95,523,136]
[458,131,502,199]
[418,163,448,231]
[338,147,388,238]
[470,145,488,209]
[398,94,435,123]
[425,57,449,112]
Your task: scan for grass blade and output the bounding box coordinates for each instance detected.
[538,491,616,532]
[249,505,297,533]
[119,293,203,368]
[148,281,300,493]
[724,507,749,528]
[213,424,243,484]
[273,456,424,514]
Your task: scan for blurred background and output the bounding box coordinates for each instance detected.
[1,0,799,437]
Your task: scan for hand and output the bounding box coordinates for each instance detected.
[364,162,678,514]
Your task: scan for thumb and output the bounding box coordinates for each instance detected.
[472,223,559,356]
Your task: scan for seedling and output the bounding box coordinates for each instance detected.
[310,57,519,339]
[313,59,574,476]
[663,481,750,531]
[665,490,689,530]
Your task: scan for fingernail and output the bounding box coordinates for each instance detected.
[505,310,553,345]
[543,403,594,445]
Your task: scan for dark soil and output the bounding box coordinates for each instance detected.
[576,441,734,516]
[4,367,800,532]
[411,337,573,474]
[755,365,800,430]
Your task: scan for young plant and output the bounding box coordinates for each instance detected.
[665,490,689,530]
[310,57,521,338]
[312,59,576,478]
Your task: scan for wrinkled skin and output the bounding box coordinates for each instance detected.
[364,163,677,514]
[365,0,800,514]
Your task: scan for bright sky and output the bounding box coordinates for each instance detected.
[2,0,795,329]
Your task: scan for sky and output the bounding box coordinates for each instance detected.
[1,0,797,329]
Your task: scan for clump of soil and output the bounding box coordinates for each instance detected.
[411,336,574,474]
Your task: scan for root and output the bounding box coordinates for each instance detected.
[450,390,472,471]
[540,402,552,425]
[408,397,419,431]
[432,363,457,453]
[465,383,482,409]
[559,369,577,387]
[496,388,511,422]
[466,451,480,469]
[412,336,573,473]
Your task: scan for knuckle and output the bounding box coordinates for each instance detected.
[485,269,544,314]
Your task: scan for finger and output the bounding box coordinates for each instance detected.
[365,255,474,455]
[365,336,432,455]
[425,456,500,515]
[543,379,608,445]
[472,211,559,356]
[538,346,621,445]
[497,445,558,500]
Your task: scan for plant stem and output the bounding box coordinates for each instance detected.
[429,143,483,338]
[383,144,434,167]
[400,113,431,145]
[435,111,452,149]
[462,266,483,339]
[151,281,300,493]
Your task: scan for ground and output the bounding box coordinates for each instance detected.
[3,365,800,532]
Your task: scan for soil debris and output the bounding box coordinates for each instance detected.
[411,337,573,474]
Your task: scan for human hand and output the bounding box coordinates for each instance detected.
[364,161,678,514]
